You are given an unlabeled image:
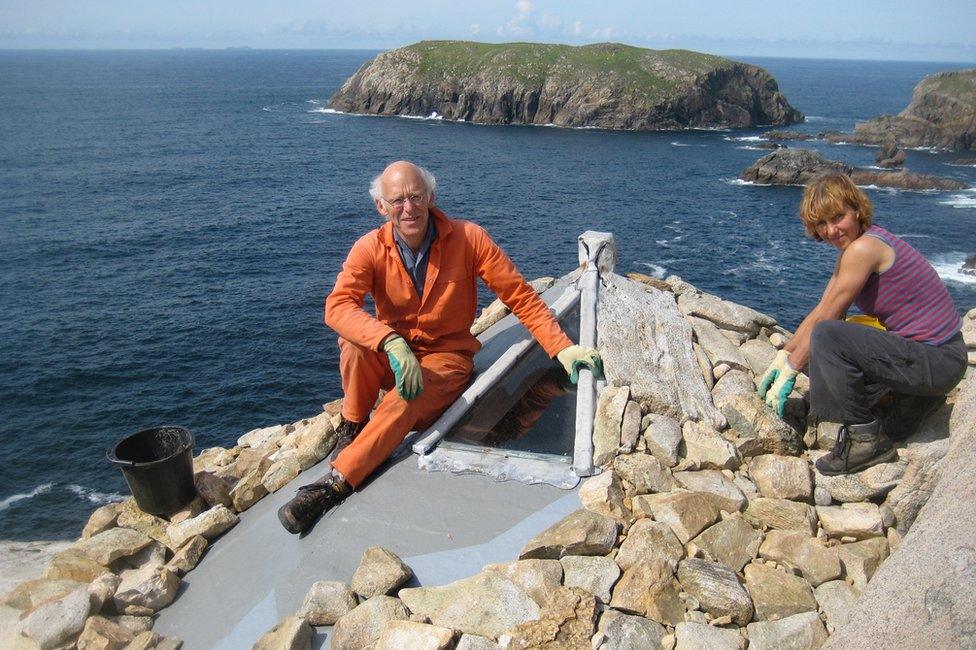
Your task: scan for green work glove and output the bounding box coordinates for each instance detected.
[757,349,797,418]
[383,335,423,400]
[556,345,604,385]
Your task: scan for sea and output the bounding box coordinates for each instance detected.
[1,50,974,541]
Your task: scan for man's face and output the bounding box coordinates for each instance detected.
[375,165,432,246]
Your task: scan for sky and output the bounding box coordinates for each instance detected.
[1,0,974,62]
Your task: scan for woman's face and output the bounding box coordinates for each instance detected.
[816,206,862,250]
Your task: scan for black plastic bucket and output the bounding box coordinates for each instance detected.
[107,426,196,515]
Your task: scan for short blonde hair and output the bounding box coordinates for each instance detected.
[799,172,873,241]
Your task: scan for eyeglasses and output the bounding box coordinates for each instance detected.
[381,194,428,209]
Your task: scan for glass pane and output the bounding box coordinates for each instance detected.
[446,304,580,459]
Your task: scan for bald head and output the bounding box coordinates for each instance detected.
[369,161,436,202]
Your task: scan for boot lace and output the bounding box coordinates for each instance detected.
[830,425,852,466]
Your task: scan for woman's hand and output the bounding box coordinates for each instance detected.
[758,350,799,417]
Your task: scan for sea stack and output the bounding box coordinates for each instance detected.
[328,40,804,130]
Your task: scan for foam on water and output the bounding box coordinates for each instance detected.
[67,485,126,505]
[670,141,690,147]
[724,178,770,187]
[929,252,976,285]
[939,193,976,209]
[636,262,667,278]
[0,484,53,513]
[723,135,764,142]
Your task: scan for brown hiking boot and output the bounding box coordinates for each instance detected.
[330,417,368,462]
[277,473,352,534]
[815,420,898,476]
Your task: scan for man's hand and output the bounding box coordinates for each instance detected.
[757,349,798,418]
[556,345,604,384]
[383,335,423,400]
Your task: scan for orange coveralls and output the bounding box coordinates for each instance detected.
[325,206,572,487]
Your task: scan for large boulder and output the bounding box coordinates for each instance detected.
[598,273,725,428]
[519,509,619,560]
[399,572,540,640]
[331,596,410,649]
[350,546,413,599]
[677,558,754,625]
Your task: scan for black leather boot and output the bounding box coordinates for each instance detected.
[815,420,898,476]
[277,473,352,534]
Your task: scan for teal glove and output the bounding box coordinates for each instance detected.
[383,335,423,400]
[556,345,604,385]
[757,349,797,418]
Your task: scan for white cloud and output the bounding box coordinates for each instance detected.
[515,1,534,14]
[469,23,480,35]
[572,20,582,36]
[538,12,561,31]
[592,26,617,40]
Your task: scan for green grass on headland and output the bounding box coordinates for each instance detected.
[399,40,733,95]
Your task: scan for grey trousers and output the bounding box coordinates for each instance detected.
[808,320,967,424]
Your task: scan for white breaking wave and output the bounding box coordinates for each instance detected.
[721,210,738,218]
[737,145,766,151]
[670,141,690,147]
[724,178,769,187]
[67,485,125,505]
[400,112,444,121]
[928,252,976,285]
[305,99,321,104]
[655,239,670,248]
[939,192,976,209]
[0,483,53,513]
[805,116,826,122]
[637,262,667,278]
[723,135,764,142]
[307,107,343,115]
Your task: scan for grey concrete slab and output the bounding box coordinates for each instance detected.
[153,450,579,648]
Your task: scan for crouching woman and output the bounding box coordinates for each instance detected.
[758,172,966,475]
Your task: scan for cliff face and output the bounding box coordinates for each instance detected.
[328,41,803,130]
[845,69,976,151]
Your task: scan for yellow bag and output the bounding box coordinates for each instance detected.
[846,314,886,330]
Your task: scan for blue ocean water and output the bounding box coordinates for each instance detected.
[1,50,974,540]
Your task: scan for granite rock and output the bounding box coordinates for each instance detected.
[749,454,813,502]
[613,453,674,495]
[746,610,828,650]
[351,546,413,599]
[813,580,857,633]
[375,620,455,650]
[559,554,620,603]
[673,469,747,512]
[519,509,619,560]
[816,503,884,540]
[75,528,153,567]
[609,559,684,626]
[681,421,741,470]
[743,562,817,621]
[252,616,311,650]
[758,530,842,587]
[399,572,540,640]
[615,518,684,572]
[482,559,562,609]
[598,608,666,650]
[499,586,596,649]
[689,516,763,572]
[593,386,630,467]
[640,413,683,468]
[744,498,818,535]
[331,596,410,650]
[296,580,358,625]
[166,505,238,548]
[19,586,91,650]
[632,490,722,544]
[677,558,753,625]
[578,471,629,523]
[674,622,740,650]
[598,274,725,428]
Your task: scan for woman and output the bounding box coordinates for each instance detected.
[758,172,967,476]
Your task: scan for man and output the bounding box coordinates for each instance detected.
[278,161,602,534]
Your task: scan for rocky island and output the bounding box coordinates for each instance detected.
[823,68,976,151]
[740,148,968,191]
[328,41,803,130]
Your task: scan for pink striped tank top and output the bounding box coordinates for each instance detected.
[855,225,961,345]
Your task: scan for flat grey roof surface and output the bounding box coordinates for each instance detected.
[154,449,579,648]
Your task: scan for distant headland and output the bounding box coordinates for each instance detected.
[327,40,804,131]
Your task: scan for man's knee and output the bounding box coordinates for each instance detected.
[810,320,847,357]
